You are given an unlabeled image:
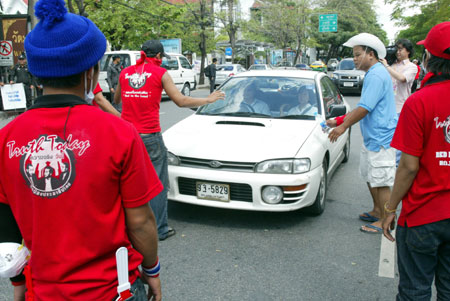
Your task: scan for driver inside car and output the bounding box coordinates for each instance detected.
[287,85,318,116]
[239,83,271,115]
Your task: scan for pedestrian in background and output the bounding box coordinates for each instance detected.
[411,59,421,92]
[9,54,35,109]
[382,21,450,300]
[114,40,224,241]
[107,55,121,102]
[0,0,163,299]
[205,58,218,93]
[327,33,397,234]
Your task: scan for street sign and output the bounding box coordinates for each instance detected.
[319,14,338,33]
[225,47,232,57]
[0,40,14,67]
[160,39,182,54]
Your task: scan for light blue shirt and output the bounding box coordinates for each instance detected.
[247,98,271,115]
[287,103,317,116]
[357,62,398,151]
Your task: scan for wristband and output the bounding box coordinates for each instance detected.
[335,115,345,126]
[142,257,160,278]
[384,202,397,214]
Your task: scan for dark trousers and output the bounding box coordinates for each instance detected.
[24,85,32,109]
[209,76,215,93]
[396,219,450,301]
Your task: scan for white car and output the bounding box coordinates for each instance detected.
[215,64,246,86]
[163,70,351,214]
[99,51,197,100]
[248,64,273,71]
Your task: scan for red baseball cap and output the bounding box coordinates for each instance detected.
[416,22,450,59]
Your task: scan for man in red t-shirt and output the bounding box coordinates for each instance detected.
[0,0,163,300]
[114,40,224,241]
[382,22,450,300]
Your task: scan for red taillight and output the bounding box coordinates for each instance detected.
[229,73,235,77]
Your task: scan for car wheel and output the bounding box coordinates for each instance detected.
[305,159,327,215]
[193,78,197,90]
[181,83,190,96]
[342,130,351,163]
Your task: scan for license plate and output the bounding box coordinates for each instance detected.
[196,182,230,202]
[343,82,354,87]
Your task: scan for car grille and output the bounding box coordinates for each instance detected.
[178,177,253,202]
[179,156,255,172]
[341,75,357,80]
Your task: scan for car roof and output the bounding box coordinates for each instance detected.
[234,69,319,79]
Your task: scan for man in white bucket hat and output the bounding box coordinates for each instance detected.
[328,33,398,234]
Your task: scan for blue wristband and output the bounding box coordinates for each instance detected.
[142,259,160,277]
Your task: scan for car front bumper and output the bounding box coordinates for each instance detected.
[167,164,322,212]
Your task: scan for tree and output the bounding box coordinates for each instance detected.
[215,0,242,61]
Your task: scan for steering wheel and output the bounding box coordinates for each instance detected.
[240,102,255,113]
[279,104,291,116]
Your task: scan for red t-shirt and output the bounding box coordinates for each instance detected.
[92,83,102,107]
[0,94,163,300]
[391,78,450,227]
[119,58,167,133]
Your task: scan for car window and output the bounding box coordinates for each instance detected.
[161,58,179,70]
[196,76,316,119]
[218,65,234,71]
[338,59,355,70]
[100,54,131,72]
[320,77,341,114]
[179,56,192,69]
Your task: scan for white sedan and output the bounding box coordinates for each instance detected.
[163,70,351,214]
[215,64,246,86]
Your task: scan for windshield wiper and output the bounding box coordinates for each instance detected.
[220,112,271,117]
[278,115,315,120]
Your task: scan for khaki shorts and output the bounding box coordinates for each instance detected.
[360,145,396,187]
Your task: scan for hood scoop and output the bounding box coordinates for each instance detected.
[216,121,265,127]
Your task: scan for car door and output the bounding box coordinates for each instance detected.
[179,56,196,87]
[320,76,347,168]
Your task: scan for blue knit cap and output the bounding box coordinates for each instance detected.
[24,0,106,78]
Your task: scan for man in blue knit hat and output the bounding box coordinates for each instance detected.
[0,0,163,299]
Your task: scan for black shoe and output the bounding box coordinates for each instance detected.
[159,227,176,241]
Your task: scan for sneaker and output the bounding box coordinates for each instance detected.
[159,227,176,241]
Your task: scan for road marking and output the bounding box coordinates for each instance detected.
[378,228,396,278]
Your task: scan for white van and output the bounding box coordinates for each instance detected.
[99,51,197,100]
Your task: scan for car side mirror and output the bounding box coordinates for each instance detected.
[326,104,347,119]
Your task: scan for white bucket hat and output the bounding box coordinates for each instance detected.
[343,33,386,59]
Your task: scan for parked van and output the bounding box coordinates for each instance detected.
[99,51,197,100]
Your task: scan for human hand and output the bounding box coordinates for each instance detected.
[142,273,162,301]
[110,88,115,93]
[30,85,34,89]
[326,119,337,128]
[207,90,225,103]
[328,125,345,143]
[9,81,14,84]
[379,58,389,68]
[382,213,397,242]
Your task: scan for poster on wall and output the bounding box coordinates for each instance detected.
[2,17,28,65]
[1,83,26,110]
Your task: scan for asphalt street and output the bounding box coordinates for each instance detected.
[0,88,403,300]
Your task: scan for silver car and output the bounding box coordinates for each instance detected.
[330,58,365,95]
[215,64,246,86]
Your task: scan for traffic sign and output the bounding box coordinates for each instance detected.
[0,41,14,67]
[225,47,232,57]
[319,14,338,33]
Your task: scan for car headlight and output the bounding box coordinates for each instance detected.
[359,74,365,80]
[255,159,310,174]
[167,152,180,166]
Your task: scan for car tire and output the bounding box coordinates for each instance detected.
[181,83,190,96]
[304,159,327,215]
[342,130,351,163]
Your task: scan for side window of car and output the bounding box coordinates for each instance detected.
[119,55,131,69]
[161,58,179,70]
[179,57,192,69]
[320,77,337,113]
[323,77,342,105]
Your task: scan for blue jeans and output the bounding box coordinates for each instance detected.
[112,278,147,301]
[396,219,450,301]
[140,132,169,239]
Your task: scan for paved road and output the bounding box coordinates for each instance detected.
[0,89,402,300]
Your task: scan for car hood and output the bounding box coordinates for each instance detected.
[333,69,365,76]
[163,115,317,162]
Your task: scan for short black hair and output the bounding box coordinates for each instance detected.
[426,48,450,76]
[37,63,99,89]
[363,46,379,60]
[112,55,120,61]
[395,39,414,58]
[212,58,218,63]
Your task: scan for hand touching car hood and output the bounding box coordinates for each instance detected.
[163,115,317,162]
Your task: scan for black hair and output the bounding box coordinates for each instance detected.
[426,48,450,76]
[395,38,414,58]
[37,63,99,89]
[212,58,218,63]
[112,55,120,61]
[363,46,379,60]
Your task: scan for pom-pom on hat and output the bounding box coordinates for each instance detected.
[25,0,106,78]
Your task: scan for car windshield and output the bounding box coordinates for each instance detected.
[218,65,234,71]
[196,76,318,119]
[338,60,355,70]
[249,65,266,70]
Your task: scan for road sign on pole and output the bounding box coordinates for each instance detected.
[0,40,14,67]
[225,47,232,57]
[319,14,338,33]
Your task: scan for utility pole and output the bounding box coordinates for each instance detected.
[28,0,38,29]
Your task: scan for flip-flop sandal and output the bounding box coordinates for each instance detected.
[360,224,382,234]
[359,212,379,222]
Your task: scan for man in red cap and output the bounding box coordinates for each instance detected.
[382,21,450,300]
